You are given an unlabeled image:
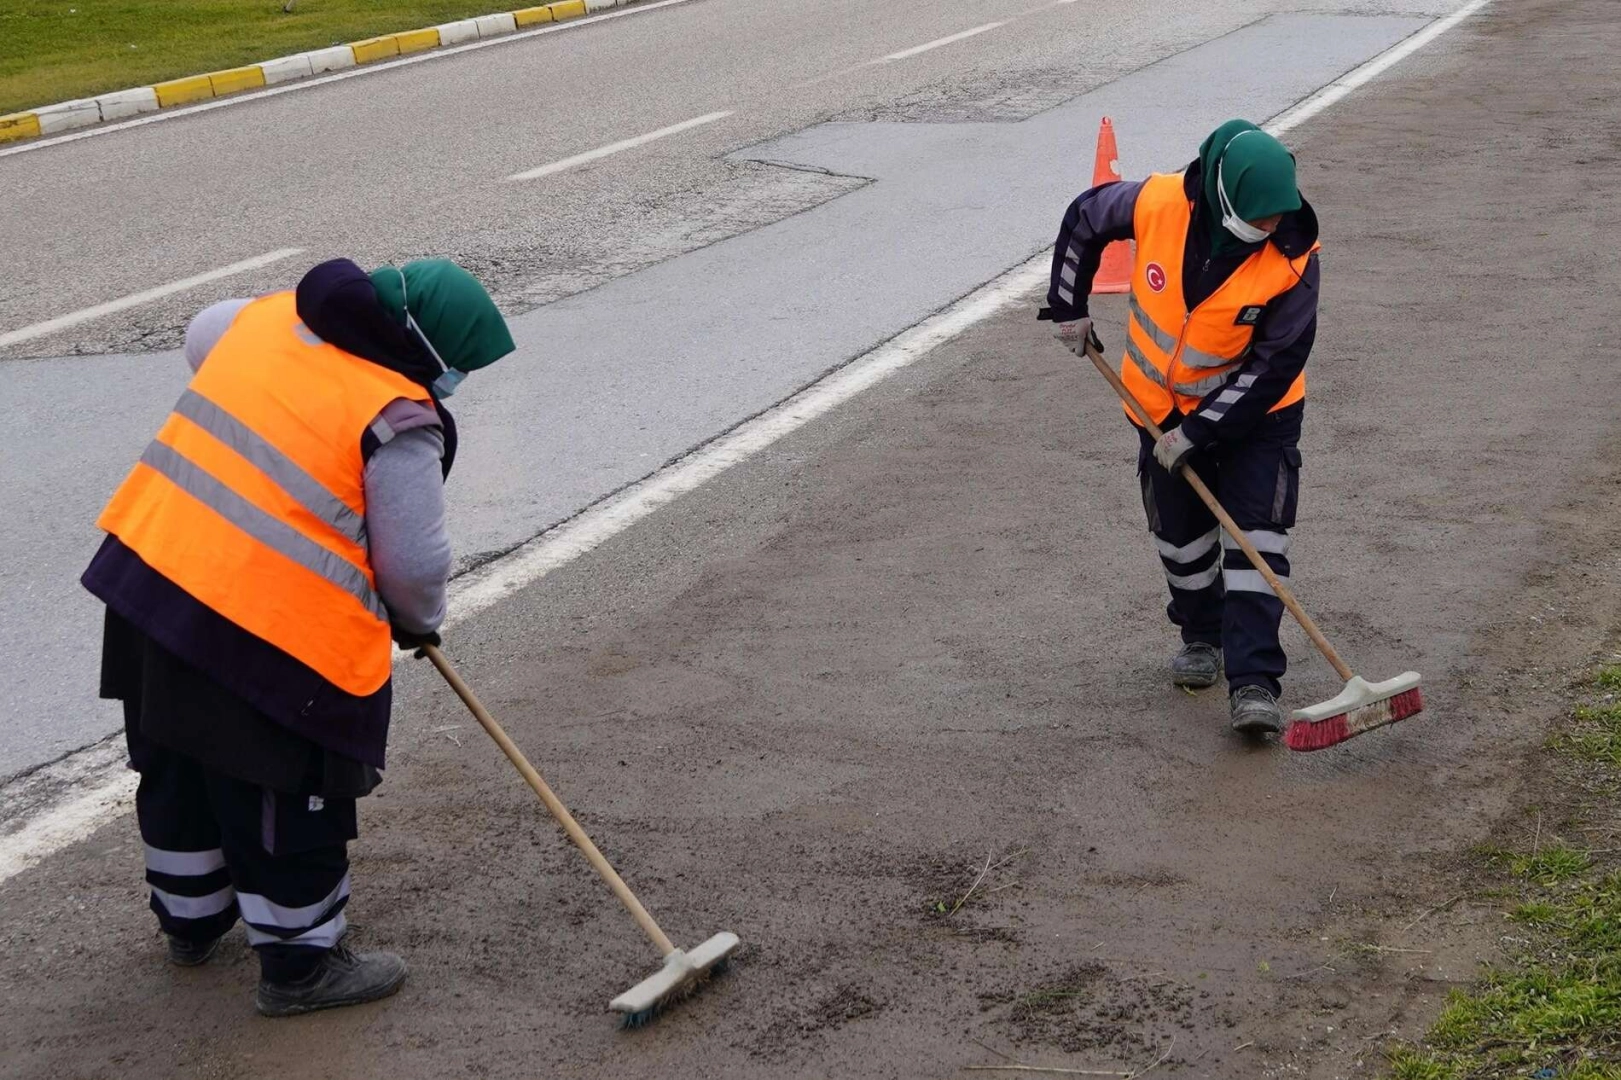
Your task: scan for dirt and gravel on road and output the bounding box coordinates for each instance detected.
[5,0,1621,1077]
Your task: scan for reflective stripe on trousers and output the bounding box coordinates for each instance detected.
[239,873,352,949]
[145,844,238,921]
[1155,526,1221,592]
[1222,529,1290,594]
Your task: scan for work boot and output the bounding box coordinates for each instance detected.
[1230,685,1284,736]
[1170,642,1222,688]
[167,934,221,967]
[255,942,407,1017]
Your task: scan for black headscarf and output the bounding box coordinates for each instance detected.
[295,258,458,476]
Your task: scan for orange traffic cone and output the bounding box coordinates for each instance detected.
[1091,117,1132,295]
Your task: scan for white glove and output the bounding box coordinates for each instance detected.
[1153,426,1197,472]
[1054,317,1103,359]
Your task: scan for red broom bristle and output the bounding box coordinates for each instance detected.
[1283,686,1424,751]
[1284,713,1348,751]
[1384,687,1425,721]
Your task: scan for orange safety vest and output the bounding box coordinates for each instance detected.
[97,292,432,698]
[1121,172,1317,426]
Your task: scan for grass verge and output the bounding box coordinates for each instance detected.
[1385,665,1621,1080]
[0,1,543,115]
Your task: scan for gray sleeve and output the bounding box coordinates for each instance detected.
[364,427,452,634]
[184,298,253,372]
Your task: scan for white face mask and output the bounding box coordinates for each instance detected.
[431,368,467,398]
[400,268,467,397]
[1216,153,1272,245]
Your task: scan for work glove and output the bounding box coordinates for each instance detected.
[390,625,442,657]
[1053,317,1104,359]
[1153,426,1197,472]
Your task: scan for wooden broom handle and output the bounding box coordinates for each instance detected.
[421,645,678,957]
[1081,343,1355,682]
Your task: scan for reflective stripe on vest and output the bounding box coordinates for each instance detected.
[1124,336,1167,389]
[1120,172,1316,425]
[1131,293,1231,370]
[96,293,431,697]
[137,440,387,621]
[172,390,368,546]
[1174,369,1236,397]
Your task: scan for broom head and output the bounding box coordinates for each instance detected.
[1283,672,1423,752]
[610,932,739,1027]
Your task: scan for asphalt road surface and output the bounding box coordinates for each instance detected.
[1,0,1458,778]
[10,1,1621,1074]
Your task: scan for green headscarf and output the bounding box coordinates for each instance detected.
[1198,120,1301,254]
[369,259,515,373]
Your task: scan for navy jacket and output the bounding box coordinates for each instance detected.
[1044,161,1320,446]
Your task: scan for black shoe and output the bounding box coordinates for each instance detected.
[1171,642,1222,688]
[255,943,407,1017]
[1230,685,1284,736]
[167,934,221,967]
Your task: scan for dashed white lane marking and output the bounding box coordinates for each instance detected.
[882,22,1006,62]
[0,0,707,161]
[0,248,304,351]
[506,111,732,182]
[0,0,1494,886]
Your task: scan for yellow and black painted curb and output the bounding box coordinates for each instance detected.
[1,0,620,145]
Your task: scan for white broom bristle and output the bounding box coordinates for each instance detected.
[610,932,739,1024]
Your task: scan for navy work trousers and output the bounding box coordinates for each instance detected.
[125,703,357,982]
[1135,404,1303,697]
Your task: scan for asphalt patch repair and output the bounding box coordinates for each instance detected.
[6,0,1621,1077]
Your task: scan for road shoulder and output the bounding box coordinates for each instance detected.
[4,1,1620,1077]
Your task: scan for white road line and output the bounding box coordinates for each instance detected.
[883,22,1006,62]
[0,0,1494,885]
[447,261,1051,623]
[0,0,705,161]
[1265,0,1492,136]
[0,248,304,351]
[0,740,135,884]
[506,111,732,182]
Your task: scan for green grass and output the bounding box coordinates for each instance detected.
[1559,704,1621,767]
[1513,845,1595,886]
[1593,665,1621,691]
[1386,870,1621,1077]
[1384,667,1621,1079]
[0,1,537,114]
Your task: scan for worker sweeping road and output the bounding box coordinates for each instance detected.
[81,258,514,1015]
[1041,119,1320,736]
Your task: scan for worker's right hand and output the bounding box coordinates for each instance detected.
[1054,317,1103,359]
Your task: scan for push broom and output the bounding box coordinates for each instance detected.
[1078,340,1423,750]
[421,644,739,1024]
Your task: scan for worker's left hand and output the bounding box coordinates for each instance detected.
[391,625,442,657]
[1153,427,1197,472]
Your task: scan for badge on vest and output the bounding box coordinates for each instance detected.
[1235,306,1265,326]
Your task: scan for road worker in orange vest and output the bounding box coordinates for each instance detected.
[83,258,514,1015]
[1040,120,1320,737]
